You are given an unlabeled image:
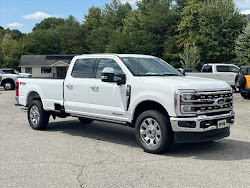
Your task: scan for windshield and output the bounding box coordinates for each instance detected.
[14,69,20,74]
[0,70,5,74]
[120,57,182,76]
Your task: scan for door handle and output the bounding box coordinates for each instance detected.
[66,84,73,89]
[91,85,99,90]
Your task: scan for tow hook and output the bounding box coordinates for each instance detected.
[20,108,28,112]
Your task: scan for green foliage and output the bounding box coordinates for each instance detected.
[0,33,22,68]
[235,22,250,66]
[0,0,249,70]
[33,17,65,31]
[179,43,200,68]
[178,0,247,64]
[178,0,203,48]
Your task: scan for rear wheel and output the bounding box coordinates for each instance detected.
[135,110,173,154]
[27,100,49,130]
[3,81,14,90]
[78,117,94,124]
[235,74,246,89]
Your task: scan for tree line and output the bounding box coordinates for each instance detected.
[0,0,249,70]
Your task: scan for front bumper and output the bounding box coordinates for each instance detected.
[170,111,234,143]
[170,111,234,133]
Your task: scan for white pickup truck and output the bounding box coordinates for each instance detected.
[16,54,235,154]
[0,69,31,90]
[186,64,240,88]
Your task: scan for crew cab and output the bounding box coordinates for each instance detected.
[186,64,240,88]
[16,54,235,154]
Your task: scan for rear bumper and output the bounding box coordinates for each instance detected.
[15,96,22,106]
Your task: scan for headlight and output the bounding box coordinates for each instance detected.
[175,90,197,117]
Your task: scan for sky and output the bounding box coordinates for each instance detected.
[0,0,250,33]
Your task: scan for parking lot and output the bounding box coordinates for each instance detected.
[0,87,250,188]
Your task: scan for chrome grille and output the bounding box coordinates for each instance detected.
[180,91,233,115]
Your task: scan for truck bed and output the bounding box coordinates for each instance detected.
[18,78,65,111]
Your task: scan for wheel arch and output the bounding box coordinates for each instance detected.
[132,100,170,124]
[1,78,15,86]
[26,91,42,106]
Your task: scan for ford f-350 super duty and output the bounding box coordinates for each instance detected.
[16,54,235,154]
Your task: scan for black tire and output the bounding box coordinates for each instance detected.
[78,117,94,124]
[3,81,14,90]
[135,110,173,154]
[27,100,49,130]
[240,91,250,99]
[235,74,246,88]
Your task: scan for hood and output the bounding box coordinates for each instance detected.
[19,73,32,77]
[139,76,231,91]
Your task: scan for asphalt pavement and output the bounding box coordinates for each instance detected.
[0,88,250,188]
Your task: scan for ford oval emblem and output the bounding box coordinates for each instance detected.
[214,98,225,106]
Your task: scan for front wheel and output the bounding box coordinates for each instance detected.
[27,100,49,130]
[135,110,173,154]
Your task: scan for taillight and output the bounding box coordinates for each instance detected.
[15,81,19,96]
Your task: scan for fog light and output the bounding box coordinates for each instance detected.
[178,121,196,128]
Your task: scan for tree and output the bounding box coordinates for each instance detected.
[198,0,247,63]
[33,17,65,31]
[235,22,250,66]
[179,43,200,68]
[122,0,180,57]
[0,33,22,68]
[177,0,203,48]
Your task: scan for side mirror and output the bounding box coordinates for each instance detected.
[101,67,115,82]
[101,67,126,85]
[116,74,126,85]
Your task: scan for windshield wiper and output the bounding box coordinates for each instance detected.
[162,73,179,76]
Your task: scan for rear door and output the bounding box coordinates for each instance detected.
[215,65,239,86]
[89,58,127,122]
[201,65,215,79]
[64,58,96,116]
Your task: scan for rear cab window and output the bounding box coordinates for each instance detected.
[202,65,213,73]
[71,58,96,78]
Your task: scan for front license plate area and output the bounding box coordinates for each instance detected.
[217,119,227,129]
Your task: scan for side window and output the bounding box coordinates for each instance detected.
[217,66,229,72]
[202,65,212,73]
[228,66,239,73]
[96,58,124,80]
[247,68,250,75]
[71,59,95,78]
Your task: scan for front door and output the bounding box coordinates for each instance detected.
[64,58,96,116]
[89,58,127,122]
[56,67,67,78]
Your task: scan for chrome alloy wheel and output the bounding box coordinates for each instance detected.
[4,83,12,90]
[30,105,40,126]
[140,118,162,147]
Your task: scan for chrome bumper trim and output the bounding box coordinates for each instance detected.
[170,111,234,132]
